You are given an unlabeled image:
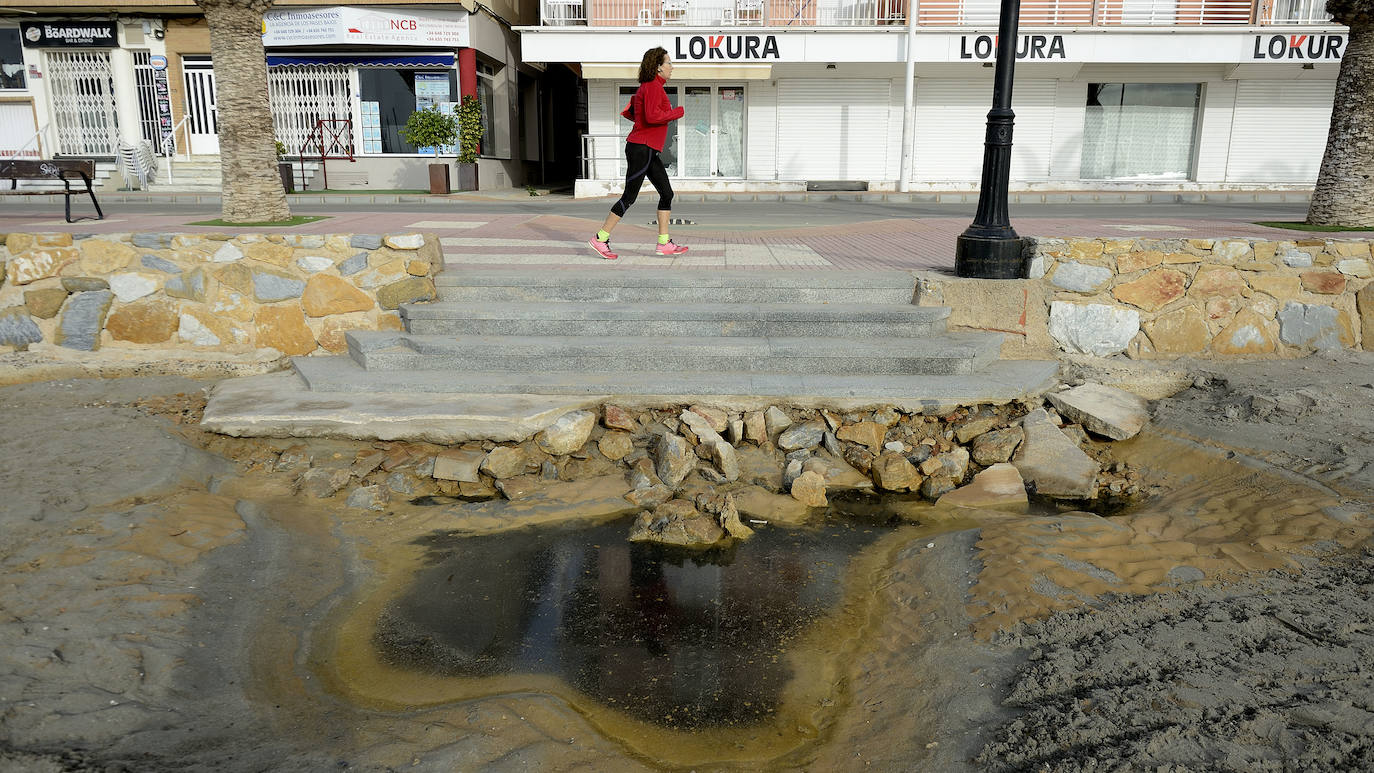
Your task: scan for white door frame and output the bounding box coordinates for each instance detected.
[182,55,219,155]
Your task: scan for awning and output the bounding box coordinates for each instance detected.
[267,53,455,68]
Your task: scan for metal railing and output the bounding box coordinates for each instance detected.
[160,114,192,183]
[582,133,624,180]
[544,0,1332,25]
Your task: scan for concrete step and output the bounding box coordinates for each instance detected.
[292,355,1058,404]
[432,269,916,304]
[401,301,949,337]
[344,331,1002,376]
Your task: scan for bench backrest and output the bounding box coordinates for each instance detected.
[0,158,96,179]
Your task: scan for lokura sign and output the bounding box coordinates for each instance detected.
[674,35,781,60]
[1251,34,1345,60]
[263,6,469,48]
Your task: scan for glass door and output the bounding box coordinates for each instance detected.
[678,85,745,178]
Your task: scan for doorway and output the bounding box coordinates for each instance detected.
[182,55,219,155]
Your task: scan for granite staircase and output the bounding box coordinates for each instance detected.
[290,269,1058,403]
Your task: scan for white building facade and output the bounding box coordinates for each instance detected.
[517,0,1346,196]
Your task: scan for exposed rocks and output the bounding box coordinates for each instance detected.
[629,498,725,548]
[937,463,1028,512]
[872,452,921,492]
[1046,383,1151,441]
[536,410,597,456]
[971,427,1024,466]
[1014,409,1100,500]
[790,470,828,507]
[433,448,485,482]
[655,434,695,487]
[480,446,527,479]
[778,421,826,451]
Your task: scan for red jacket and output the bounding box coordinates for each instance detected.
[622,76,684,151]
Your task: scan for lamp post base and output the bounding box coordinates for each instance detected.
[955,233,1025,279]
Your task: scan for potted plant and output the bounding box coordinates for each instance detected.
[275,140,295,194]
[400,106,459,194]
[455,94,483,192]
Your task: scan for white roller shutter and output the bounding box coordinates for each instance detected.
[776,80,890,180]
[914,80,989,182]
[1011,80,1057,182]
[913,79,1057,183]
[1226,80,1335,183]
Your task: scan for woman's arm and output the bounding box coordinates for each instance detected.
[640,82,685,125]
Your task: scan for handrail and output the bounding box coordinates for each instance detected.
[1,122,50,162]
[581,133,624,180]
[160,114,192,183]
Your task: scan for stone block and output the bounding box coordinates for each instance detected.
[252,268,307,303]
[255,305,317,356]
[23,287,67,319]
[1144,305,1210,354]
[1248,274,1300,300]
[385,233,425,250]
[179,309,225,347]
[778,421,826,451]
[655,434,695,487]
[1048,301,1140,356]
[1013,408,1098,500]
[211,242,244,263]
[141,254,181,274]
[937,463,1028,512]
[970,427,1024,465]
[60,276,108,292]
[1300,271,1346,295]
[871,452,920,492]
[108,273,159,303]
[338,252,368,276]
[1211,308,1278,355]
[55,290,112,351]
[1046,383,1150,440]
[1277,302,1350,351]
[9,248,78,284]
[302,274,374,317]
[106,299,178,343]
[0,306,42,348]
[481,446,528,479]
[602,404,637,431]
[433,449,485,482]
[131,233,176,249]
[164,268,209,302]
[837,420,886,451]
[78,239,136,274]
[1337,259,1372,279]
[1188,267,1247,299]
[296,256,335,273]
[537,410,597,456]
[1112,269,1187,311]
[1358,282,1374,350]
[1050,261,1113,293]
[376,277,436,310]
[1116,250,1164,273]
[241,241,293,266]
[350,234,384,250]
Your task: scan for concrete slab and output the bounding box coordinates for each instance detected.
[201,371,606,443]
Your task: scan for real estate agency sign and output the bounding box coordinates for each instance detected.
[263,6,469,48]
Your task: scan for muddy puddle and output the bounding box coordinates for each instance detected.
[289,431,1370,770]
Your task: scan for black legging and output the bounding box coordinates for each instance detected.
[611,141,673,217]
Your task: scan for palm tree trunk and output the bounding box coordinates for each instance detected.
[1308,4,1373,227]
[197,0,292,223]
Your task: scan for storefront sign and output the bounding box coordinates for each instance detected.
[149,54,167,70]
[1251,34,1344,60]
[20,21,118,48]
[263,6,469,48]
[958,34,1066,60]
[674,34,780,61]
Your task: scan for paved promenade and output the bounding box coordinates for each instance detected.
[1,191,1360,272]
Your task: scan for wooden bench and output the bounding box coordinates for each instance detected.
[0,158,105,223]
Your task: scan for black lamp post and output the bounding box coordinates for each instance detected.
[954,0,1024,278]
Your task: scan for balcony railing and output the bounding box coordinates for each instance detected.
[541,0,1332,25]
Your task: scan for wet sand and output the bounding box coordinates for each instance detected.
[1,355,1371,771]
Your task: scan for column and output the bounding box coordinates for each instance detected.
[109,45,144,147]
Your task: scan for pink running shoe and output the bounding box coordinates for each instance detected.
[656,240,689,256]
[588,238,618,260]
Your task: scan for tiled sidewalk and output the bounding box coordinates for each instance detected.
[1,204,1362,273]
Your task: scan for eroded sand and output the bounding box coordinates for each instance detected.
[2,356,1371,771]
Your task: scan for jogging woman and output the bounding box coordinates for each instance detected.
[588,47,689,260]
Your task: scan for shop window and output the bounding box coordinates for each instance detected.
[357,68,458,154]
[1081,83,1201,181]
[476,61,496,156]
[0,29,25,90]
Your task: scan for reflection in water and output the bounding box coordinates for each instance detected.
[373,516,891,729]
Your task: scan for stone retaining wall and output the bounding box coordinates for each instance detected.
[919,237,1374,359]
[0,232,439,356]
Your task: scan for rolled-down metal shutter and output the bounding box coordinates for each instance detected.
[914,79,1057,183]
[776,79,890,180]
[1226,80,1335,183]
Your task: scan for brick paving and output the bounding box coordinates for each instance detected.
[2,198,1366,273]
